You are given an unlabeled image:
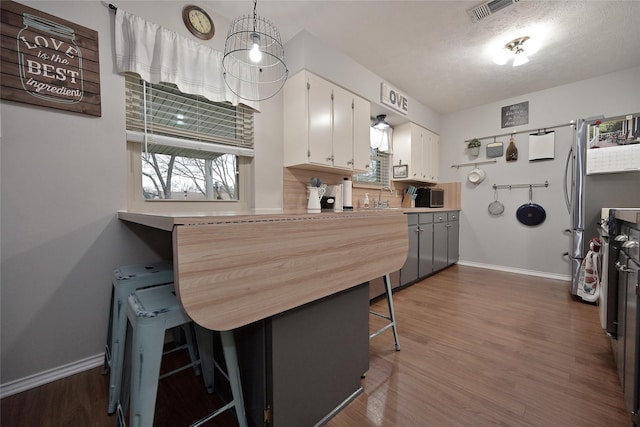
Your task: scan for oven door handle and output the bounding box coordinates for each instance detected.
[616,261,632,273]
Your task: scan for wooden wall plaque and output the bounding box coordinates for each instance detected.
[0,1,101,116]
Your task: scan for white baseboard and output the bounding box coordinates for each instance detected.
[0,353,104,399]
[456,260,572,282]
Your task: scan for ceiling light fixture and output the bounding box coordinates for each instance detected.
[223,0,288,102]
[493,36,539,67]
[372,115,391,130]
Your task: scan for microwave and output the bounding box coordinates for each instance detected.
[415,188,444,208]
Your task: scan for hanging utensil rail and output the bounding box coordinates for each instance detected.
[463,121,576,144]
[492,181,549,190]
[450,159,497,169]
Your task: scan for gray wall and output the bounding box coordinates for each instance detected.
[284,30,441,134]
[438,66,640,278]
[0,0,285,387]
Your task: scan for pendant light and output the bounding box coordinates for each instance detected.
[493,36,539,67]
[222,0,288,102]
[372,115,391,130]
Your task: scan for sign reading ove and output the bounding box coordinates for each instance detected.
[380,83,408,115]
[0,1,101,116]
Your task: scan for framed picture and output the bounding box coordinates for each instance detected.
[393,164,408,179]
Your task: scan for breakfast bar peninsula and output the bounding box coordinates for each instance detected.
[118,209,408,426]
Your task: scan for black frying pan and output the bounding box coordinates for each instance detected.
[516,186,546,226]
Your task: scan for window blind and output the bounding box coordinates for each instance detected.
[354,148,391,187]
[125,73,254,158]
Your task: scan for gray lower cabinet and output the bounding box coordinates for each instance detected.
[433,213,448,272]
[447,211,460,266]
[235,284,370,427]
[418,214,435,277]
[401,210,459,285]
[400,213,433,286]
[400,214,419,286]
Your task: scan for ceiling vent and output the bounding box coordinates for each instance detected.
[467,0,520,23]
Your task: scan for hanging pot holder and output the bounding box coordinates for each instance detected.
[486,142,504,158]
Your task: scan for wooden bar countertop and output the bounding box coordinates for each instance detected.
[118,209,409,330]
[118,207,457,231]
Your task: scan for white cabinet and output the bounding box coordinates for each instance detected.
[284,71,371,173]
[428,132,440,183]
[352,95,372,172]
[393,122,439,183]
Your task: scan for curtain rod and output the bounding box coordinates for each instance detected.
[464,121,575,144]
[108,3,117,12]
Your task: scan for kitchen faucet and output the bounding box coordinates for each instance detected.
[377,187,392,208]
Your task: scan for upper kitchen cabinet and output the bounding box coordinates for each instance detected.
[393,122,439,183]
[284,71,371,173]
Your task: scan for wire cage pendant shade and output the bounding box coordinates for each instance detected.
[222,0,288,102]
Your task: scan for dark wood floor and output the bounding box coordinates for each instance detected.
[1,265,629,426]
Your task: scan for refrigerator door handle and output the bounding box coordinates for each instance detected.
[563,145,573,213]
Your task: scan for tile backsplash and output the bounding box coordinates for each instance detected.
[283,167,460,213]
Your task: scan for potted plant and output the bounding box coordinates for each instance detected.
[467,138,481,157]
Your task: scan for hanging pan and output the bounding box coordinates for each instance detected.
[516,186,546,226]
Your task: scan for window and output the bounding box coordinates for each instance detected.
[354,127,392,187]
[125,73,254,202]
[354,148,391,187]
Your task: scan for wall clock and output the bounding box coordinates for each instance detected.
[182,5,215,40]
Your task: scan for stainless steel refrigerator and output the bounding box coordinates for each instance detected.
[565,113,640,298]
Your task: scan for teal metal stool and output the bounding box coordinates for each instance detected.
[104,262,199,414]
[116,284,248,427]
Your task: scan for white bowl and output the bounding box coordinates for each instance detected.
[468,167,486,185]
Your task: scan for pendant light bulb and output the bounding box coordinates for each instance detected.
[249,33,262,63]
[512,53,529,67]
[373,115,390,130]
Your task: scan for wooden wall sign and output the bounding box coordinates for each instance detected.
[381,82,408,115]
[0,1,101,116]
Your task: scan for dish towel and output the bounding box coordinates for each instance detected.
[528,131,555,161]
[577,238,602,303]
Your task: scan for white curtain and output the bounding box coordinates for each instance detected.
[114,9,260,111]
[370,127,393,152]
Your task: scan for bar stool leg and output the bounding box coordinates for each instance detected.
[383,274,401,351]
[369,274,401,351]
[108,288,130,413]
[189,330,248,427]
[129,320,166,427]
[193,325,215,394]
[220,331,247,427]
[103,287,115,375]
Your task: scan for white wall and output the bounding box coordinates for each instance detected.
[439,66,640,278]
